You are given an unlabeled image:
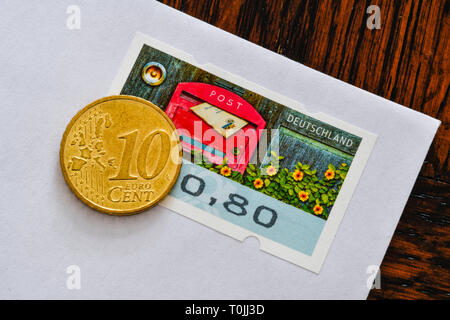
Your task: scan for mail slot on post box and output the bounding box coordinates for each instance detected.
[165,83,266,173]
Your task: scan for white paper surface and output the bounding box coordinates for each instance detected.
[0,0,440,299]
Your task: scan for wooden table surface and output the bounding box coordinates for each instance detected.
[159,0,449,299]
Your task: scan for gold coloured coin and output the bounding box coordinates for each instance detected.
[60,95,182,215]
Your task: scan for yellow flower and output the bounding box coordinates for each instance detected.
[253,178,264,189]
[313,204,323,215]
[220,166,232,177]
[293,169,304,181]
[324,169,335,180]
[266,165,277,176]
[298,191,309,202]
[342,163,347,167]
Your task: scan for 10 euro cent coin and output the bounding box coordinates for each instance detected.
[60,95,182,215]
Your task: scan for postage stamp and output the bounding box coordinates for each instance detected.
[110,33,377,273]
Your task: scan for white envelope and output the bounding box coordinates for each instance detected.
[0,0,440,299]
[190,103,249,138]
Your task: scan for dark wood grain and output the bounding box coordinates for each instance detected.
[158,0,450,299]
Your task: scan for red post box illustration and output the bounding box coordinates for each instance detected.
[165,83,266,173]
